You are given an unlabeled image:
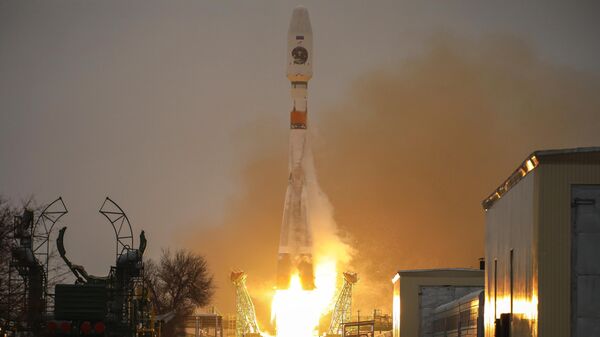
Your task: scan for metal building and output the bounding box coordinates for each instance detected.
[392,269,484,337]
[432,290,484,337]
[483,147,600,337]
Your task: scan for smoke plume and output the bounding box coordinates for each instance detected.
[181,33,600,323]
[304,142,355,272]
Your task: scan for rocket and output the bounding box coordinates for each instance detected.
[277,6,315,291]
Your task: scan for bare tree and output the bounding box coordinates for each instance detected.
[145,249,214,337]
[0,198,23,329]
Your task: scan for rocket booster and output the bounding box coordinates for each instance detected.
[277,6,315,291]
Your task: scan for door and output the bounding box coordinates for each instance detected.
[571,185,600,337]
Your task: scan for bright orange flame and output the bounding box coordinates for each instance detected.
[271,259,338,337]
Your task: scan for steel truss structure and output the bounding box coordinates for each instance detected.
[328,272,358,335]
[5,197,68,334]
[230,271,260,337]
[100,197,134,259]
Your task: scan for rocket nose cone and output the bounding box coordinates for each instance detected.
[288,6,312,35]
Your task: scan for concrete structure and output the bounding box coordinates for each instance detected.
[483,147,600,337]
[392,269,484,337]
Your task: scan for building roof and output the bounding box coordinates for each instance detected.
[392,268,483,283]
[482,146,600,210]
[396,268,483,274]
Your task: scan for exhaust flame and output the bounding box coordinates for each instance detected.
[270,143,353,337]
[271,259,338,337]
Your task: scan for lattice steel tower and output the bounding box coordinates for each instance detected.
[230,271,260,337]
[328,272,358,335]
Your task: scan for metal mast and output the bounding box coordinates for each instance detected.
[230,271,260,337]
[328,272,358,335]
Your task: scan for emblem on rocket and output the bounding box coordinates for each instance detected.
[277,6,315,290]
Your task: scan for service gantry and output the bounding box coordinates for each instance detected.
[328,272,358,335]
[230,271,260,337]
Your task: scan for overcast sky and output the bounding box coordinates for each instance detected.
[2,0,600,315]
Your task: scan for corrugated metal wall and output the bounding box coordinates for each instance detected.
[485,152,600,337]
[485,172,537,337]
[420,286,483,337]
[537,154,600,337]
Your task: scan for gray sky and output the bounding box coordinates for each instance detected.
[1,0,600,311]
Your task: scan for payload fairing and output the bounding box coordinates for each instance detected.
[277,6,315,290]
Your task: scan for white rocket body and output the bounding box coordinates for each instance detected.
[277,6,315,290]
[286,7,313,84]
